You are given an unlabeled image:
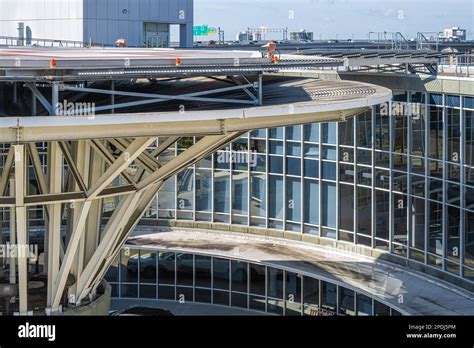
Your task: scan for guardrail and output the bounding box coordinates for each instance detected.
[439,53,473,77]
[0,35,86,47]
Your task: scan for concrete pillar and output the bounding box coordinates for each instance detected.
[180,24,193,48]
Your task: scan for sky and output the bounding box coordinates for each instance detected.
[193,0,474,41]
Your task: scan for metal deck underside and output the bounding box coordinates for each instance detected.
[0,47,343,81]
[0,77,391,142]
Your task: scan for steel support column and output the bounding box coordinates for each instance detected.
[13,145,28,314]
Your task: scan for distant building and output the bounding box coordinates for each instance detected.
[0,0,194,48]
[236,31,252,42]
[441,27,467,42]
[290,30,314,41]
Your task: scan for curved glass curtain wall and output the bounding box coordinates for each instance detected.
[141,93,474,284]
[106,247,402,316]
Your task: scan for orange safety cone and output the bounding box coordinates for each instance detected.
[50,59,57,69]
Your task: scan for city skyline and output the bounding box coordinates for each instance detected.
[194,0,473,40]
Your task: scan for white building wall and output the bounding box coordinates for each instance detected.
[0,0,84,42]
[0,0,194,47]
[83,0,194,47]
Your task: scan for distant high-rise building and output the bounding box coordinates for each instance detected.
[441,26,467,42]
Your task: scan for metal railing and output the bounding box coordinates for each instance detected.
[0,35,87,47]
[439,54,473,77]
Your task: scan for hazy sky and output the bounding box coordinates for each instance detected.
[194,0,474,40]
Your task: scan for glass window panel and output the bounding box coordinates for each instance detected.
[393,194,408,245]
[447,108,461,163]
[304,124,319,142]
[393,154,408,172]
[232,172,248,215]
[322,146,337,160]
[195,255,212,288]
[269,127,283,139]
[339,118,354,146]
[286,142,301,157]
[177,287,194,303]
[375,108,390,151]
[447,207,461,262]
[357,187,372,236]
[375,169,390,189]
[196,170,212,212]
[231,292,248,309]
[429,202,443,256]
[339,147,354,163]
[357,149,372,165]
[249,296,266,312]
[466,110,474,166]
[140,285,156,299]
[269,175,284,219]
[374,301,391,316]
[214,171,230,213]
[429,106,443,159]
[251,154,266,173]
[270,140,284,155]
[447,183,461,206]
[429,93,443,106]
[285,272,302,316]
[340,164,355,183]
[304,179,319,226]
[322,123,337,144]
[322,162,336,181]
[446,95,460,107]
[429,178,443,202]
[286,125,302,141]
[120,249,139,283]
[267,268,284,299]
[250,139,266,154]
[139,251,157,284]
[465,211,474,269]
[393,111,408,153]
[358,166,372,186]
[269,156,283,174]
[304,144,320,159]
[195,289,212,304]
[159,177,175,210]
[375,151,390,168]
[357,111,372,148]
[322,182,337,228]
[158,252,175,285]
[286,177,301,222]
[304,159,319,179]
[287,157,301,176]
[121,284,138,298]
[375,190,390,240]
[251,129,266,138]
[249,263,266,296]
[213,290,229,306]
[338,287,355,316]
[411,105,426,157]
[177,169,194,211]
[321,281,337,312]
[410,198,425,251]
[357,294,372,316]
[250,174,266,218]
[214,150,230,169]
[303,276,319,315]
[176,254,193,286]
[339,184,354,232]
[231,260,248,293]
[232,138,248,151]
[213,258,230,290]
[411,174,425,197]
